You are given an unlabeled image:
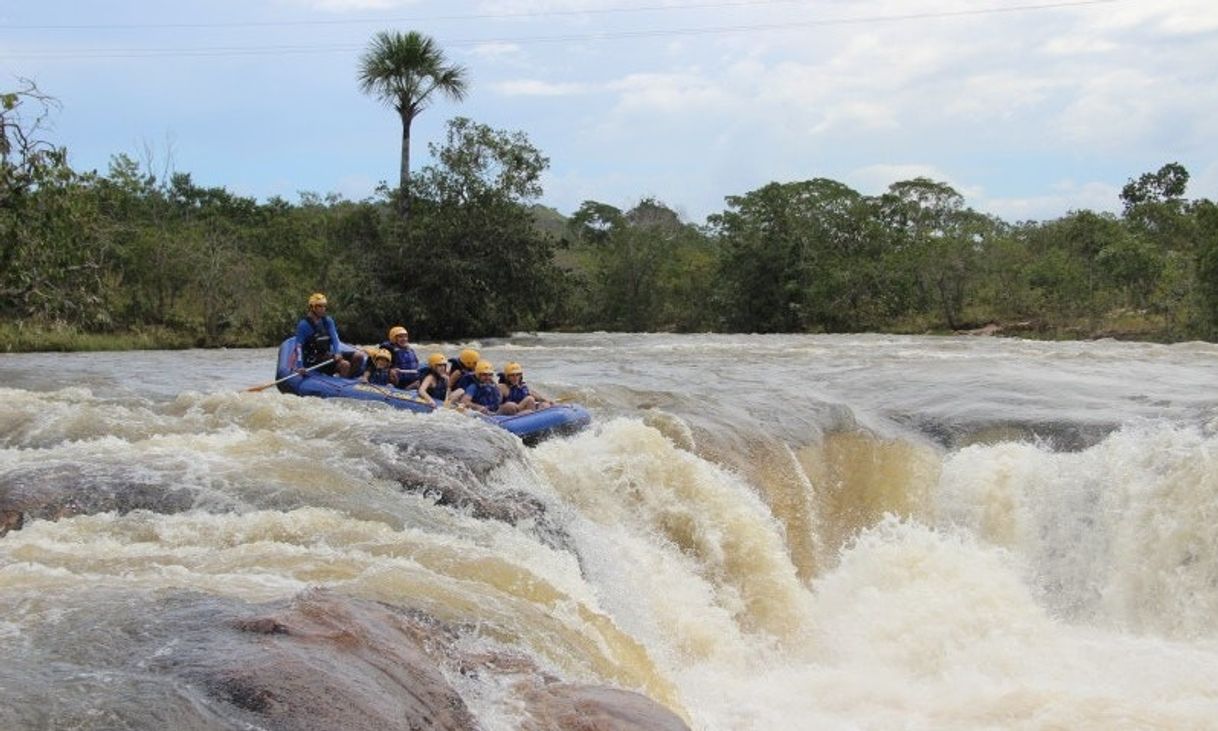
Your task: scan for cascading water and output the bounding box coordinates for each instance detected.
[2,333,1216,730]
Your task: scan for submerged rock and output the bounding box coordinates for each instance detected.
[520,683,691,731]
[0,509,22,536]
[0,587,682,731]
[0,462,199,535]
[193,590,481,731]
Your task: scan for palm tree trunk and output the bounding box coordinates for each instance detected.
[399,111,412,221]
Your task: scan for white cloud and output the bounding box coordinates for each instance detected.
[848,163,975,198]
[493,79,590,96]
[1089,0,1218,35]
[1040,34,1119,56]
[978,180,1122,222]
[1054,69,1170,147]
[1156,2,1218,34]
[469,42,523,58]
[606,71,732,114]
[808,101,898,135]
[293,0,415,10]
[1190,161,1218,203]
[942,73,1058,121]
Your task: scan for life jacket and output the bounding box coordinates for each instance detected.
[381,341,419,372]
[367,366,392,386]
[466,382,501,411]
[452,371,477,392]
[503,381,531,404]
[421,370,447,401]
[301,316,334,367]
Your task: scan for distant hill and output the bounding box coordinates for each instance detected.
[529,204,569,240]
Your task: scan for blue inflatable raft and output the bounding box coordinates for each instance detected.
[273,338,591,443]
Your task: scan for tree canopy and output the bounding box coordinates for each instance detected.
[4,80,1217,348]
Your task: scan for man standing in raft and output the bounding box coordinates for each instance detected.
[295,292,364,377]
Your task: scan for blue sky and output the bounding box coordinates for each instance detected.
[3,0,1216,224]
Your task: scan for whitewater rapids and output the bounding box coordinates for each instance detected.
[1,333,1216,730]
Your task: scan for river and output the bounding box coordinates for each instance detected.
[2,333,1217,730]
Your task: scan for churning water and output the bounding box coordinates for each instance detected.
[2,333,1217,730]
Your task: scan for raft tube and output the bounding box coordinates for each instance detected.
[273,338,591,443]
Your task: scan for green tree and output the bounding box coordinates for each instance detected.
[1018,211,1121,324]
[710,182,809,332]
[1,81,113,327]
[1121,163,1196,257]
[95,154,191,327]
[1195,200,1218,339]
[567,198,714,331]
[876,178,993,330]
[1096,234,1163,309]
[1121,162,1189,213]
[711,179,877,332]
[358,30,469,219]
[384,118,562,338]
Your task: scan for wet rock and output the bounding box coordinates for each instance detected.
[2,586,686,731]
[377,450,573,553]
[0,462,198,534]
[893,415,1119,452]
[371,422,523,479]
[0,509,22,536]
[520,683,691,731]
[186,589,482,731]
[0,588,483,731]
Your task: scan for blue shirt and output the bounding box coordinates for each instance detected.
[295,315,342,365]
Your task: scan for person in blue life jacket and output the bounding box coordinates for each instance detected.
[381,325,420,388]
[496,361,553,416]
[417,352,449,406]
[447,348,481,397]
[361,348,394,386]
[459,360,502,414]
[294,293,364,377]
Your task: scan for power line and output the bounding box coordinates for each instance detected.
[0,0,1128,61]
[3,0,807,31]
[449,0,1129,45]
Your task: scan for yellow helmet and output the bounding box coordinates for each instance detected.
[427,352,446,368]
[459,349,480,369]
[387,326,408,340]
[307,292,327,308]
[504,362,523,376]
[474,359,494,376]
[372,348,392,364]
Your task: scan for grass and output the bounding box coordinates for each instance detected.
[0,322,200,353]
[0,311,1203,353]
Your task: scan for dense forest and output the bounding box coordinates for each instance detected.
[3,79,1217,351]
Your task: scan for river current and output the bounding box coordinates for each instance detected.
[1,333,1217,730]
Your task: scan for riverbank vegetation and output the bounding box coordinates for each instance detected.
[4,79,1217,351]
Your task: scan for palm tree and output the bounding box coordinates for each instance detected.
[358,30,468,218]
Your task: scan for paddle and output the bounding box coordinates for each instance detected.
[442,399,477,416]
[243,358,334,393]
[363,382,439,410]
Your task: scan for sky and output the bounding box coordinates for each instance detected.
[2,0,1216,224]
